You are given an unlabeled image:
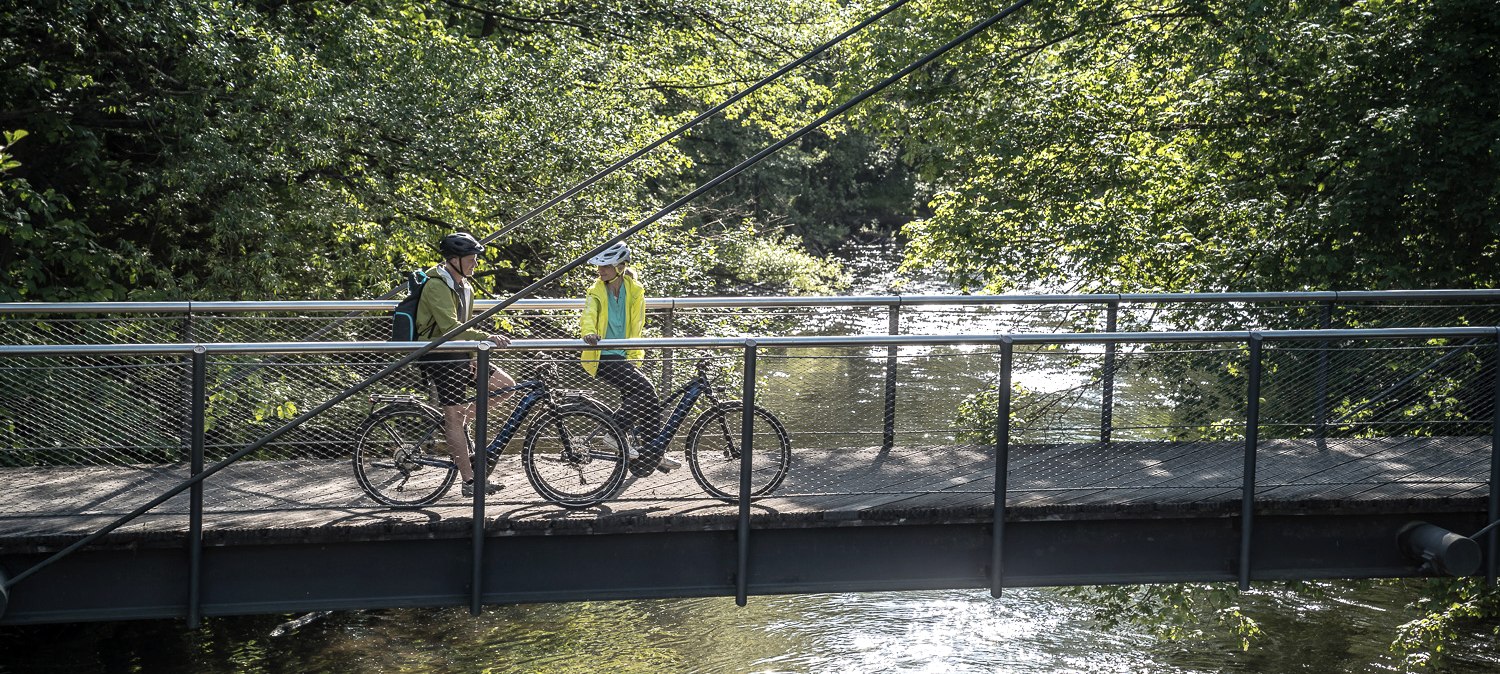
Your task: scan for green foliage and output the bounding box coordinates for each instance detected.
[720,229,850,295]
[0,0,860,302]
[1062,583,1263,651]
[844,0,1500,293]
[1393,579,1500,669]
[669,115,922,254]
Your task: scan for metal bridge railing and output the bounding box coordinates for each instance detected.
[6,290,1500,345]
[8,290,1500,455]
[2,325,1498,615]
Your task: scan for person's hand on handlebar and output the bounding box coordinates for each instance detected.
[582,333,600,346]
[488,334,510,348]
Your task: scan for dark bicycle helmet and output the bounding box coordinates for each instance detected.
[438,232,485,258]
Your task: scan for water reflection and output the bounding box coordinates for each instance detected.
[8,584,1497,673]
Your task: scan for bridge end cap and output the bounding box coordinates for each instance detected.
[1398,521,1482,577]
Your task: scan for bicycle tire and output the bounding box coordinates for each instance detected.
[684,401,791,502]
[353,403,458,506]
[521,404,629,508]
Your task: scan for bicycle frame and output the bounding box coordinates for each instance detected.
[402,379,550,471]
[641,374,720,453]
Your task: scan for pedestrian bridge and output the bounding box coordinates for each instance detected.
[2,290,1498,625]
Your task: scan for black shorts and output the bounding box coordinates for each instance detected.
[419,356,499,407]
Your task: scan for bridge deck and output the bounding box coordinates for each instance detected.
[0,435,1489,551]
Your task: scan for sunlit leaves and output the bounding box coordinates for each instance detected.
[1,0,854,301]
[844,0,1500,294]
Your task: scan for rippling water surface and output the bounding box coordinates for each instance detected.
[4,584,1498,673]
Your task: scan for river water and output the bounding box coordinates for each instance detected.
[2,243,1497,673]
[0,582,1487,673]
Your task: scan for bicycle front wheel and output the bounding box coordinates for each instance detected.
[685,401,791,502]
[521,404,629,508]
[353,403,458,506]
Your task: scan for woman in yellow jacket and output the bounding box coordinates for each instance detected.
[581,242,679,476]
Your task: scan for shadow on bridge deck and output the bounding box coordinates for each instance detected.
[1,435,1486,548]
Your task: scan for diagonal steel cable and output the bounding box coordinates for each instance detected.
[473,0,915,248]
[3,0,1045,589]
[199,0,916,398]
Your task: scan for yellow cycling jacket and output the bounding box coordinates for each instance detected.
[580,274,645,376]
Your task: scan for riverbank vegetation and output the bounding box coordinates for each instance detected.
[4,0,1499,667]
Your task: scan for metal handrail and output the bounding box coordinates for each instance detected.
[5,289,1500,315]
[3,326,1497,357]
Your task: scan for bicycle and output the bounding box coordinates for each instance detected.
[587,357,792,503]
[352,360,630,509]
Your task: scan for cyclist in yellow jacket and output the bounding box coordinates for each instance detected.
[581,242,680,476]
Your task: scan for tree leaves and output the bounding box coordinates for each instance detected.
[846,0,1500,293]
[0,0,857,301]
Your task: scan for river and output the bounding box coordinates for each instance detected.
[2,242,1496,673]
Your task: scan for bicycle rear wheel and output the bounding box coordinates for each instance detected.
[521,404,629,508]
[685,401,791,503]
[354,403,458,506]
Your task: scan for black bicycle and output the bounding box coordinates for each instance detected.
[590,357,792,503]
[353,361,630,508]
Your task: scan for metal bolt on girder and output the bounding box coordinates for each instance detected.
[1398,522,1481,577]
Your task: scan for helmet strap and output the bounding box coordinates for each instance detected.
[445,256,472,281]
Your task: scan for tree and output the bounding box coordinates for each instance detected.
[841,0,1500,665]
[0,0,854,302]
[841,0,1500,293]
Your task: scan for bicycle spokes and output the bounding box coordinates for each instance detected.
[522,406,629,508]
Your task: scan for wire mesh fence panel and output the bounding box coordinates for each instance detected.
[666,305,891,337]
[0,354,193,519]
[190,313,388,343]
[741,344,998,513]
[1255,338,1495,504]
[195,353,423,512]
[1336,302,1500,329]
[0,314,195,346]
[1118,301,1327,332]
[1006,341,1250,511]
[1011,346,1107,446]
[8,297,1500,347]
[898,303,1103,335]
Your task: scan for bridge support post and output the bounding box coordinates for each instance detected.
[1314,301,1334,441]
[1101,301,1118,445]
[737,340,758,607]
[660,307,675,394]
[1239,333,1264,591]
[991,337,1013,598]
[1489,330,1500,585]
[472,345,491,616]
[883,303,900,452]
[187,346,206,628]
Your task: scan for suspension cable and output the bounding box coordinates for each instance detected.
[202,0,915,398]
[5,0,1042,590]
[472,0,916,251]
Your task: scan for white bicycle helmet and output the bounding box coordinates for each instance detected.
[588,242,632,266]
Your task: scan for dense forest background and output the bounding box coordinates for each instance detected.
[4,0,1500,665]
[4,0,1496,303]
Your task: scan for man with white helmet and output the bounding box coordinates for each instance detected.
[580,241,680,475]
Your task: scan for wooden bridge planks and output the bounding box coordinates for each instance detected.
[0,435,1491,547]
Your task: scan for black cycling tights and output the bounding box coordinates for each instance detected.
[597,355,662,440]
